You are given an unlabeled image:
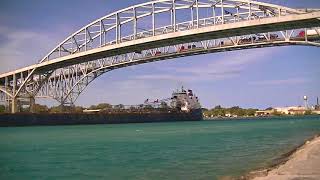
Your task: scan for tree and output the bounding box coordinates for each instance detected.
[34,104,49,113]
[49,105,84,113]
[265,107,273,110]
[0,105,5,113]
[246,108,258,116]
[304,110,313,115]
[202,108,209,111]
[96,103,112,110]
[49,105,63,113]
[73,106,84,113]
[89,105,97,110]
[203,106,259,117]
[271,110,283,116]
[114,104,125,109]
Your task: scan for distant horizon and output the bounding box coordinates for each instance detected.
[24,95,320,111]
[1,0,319,109]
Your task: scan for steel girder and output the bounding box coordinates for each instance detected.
[35,27,320,105]
[38,0,303,64]
[0,0,320,111]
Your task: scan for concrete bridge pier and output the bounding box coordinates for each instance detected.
[5,100,10,113]
[9,97,35,113]
[11,98,19,114]
[29,97,35,113]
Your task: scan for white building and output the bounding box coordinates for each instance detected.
[274,106,306,115]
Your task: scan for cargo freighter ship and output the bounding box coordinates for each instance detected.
[0,87,203,127]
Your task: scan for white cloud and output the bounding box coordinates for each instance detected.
[0,26,63,73]
[134,74,191,82]
[78,48,278,106]
[248,77,311,86]
[77,78,179,106]
[133,48,277,82]
[0,24,288,107]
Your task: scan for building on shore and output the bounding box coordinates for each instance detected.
[256,96,320,116]
[255,110,275,116]
[312,110,320,115]
[315,97,320,110]
[83,109,102,113]
[274,106,306,115]
[255,106,311,116]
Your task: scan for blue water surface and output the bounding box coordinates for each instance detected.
[0,116,320,180]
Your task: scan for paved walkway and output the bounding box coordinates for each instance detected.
[253,136,320,180]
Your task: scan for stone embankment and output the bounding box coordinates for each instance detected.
[250,135,320,180]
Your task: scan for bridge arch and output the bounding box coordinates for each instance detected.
[34,0,320,105]
[0,87,13,98]
[38,36,320,105]
[39,0,304,63]
[0,0,320,111]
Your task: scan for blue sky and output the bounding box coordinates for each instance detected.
[0,0,319,109]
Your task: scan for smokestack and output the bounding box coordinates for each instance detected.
[317,97,319,106]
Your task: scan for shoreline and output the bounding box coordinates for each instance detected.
[239,134,320,180]
[204,115,319,121]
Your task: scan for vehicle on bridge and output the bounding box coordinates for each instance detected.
[297,29,320,37]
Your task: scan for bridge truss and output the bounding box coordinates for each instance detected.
[0,0,320,113]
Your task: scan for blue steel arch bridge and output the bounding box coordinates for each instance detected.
[0,0,320,113]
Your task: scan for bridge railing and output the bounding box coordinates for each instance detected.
[34,25,320,104]
[107,11,308,46]
[43,27,320,77]
[38,0,305,64]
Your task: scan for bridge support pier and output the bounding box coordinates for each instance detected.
[5,100,10,113]
[29,97,35,113]
[11,98,19,114]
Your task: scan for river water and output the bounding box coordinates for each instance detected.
[0,116,320,180]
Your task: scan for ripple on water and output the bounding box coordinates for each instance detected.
[0,116,320,180]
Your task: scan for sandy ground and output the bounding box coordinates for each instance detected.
[252,136,320,180]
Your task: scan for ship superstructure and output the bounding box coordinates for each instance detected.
[143,87,201,112]
[0,87,203,127]
[170,87,201,112]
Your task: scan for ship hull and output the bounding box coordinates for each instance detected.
[0,109,203,127]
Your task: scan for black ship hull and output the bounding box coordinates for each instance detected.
[0,109,203,127]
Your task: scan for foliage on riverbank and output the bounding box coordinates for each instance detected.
[203,105,258,117]
[3,103,166,113]
[0,105,5,113]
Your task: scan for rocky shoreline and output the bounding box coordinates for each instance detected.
[239,134,320,180]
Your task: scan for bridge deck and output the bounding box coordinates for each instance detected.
[0,11,319,80]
